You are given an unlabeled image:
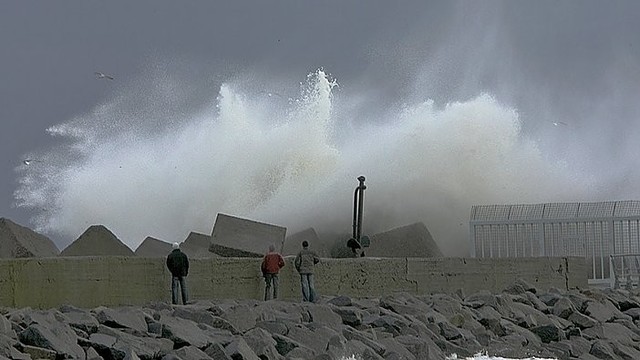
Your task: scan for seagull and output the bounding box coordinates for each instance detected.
[261,91,282,98]
[94,72,114,80]
[22,159,42,165]
[551,121,568,127]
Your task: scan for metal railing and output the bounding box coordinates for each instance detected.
[469,201,640,287]
[610,254,640,289]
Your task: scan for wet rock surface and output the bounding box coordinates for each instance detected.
[1,282,640,359]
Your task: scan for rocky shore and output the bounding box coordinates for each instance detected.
[1,279,640,360]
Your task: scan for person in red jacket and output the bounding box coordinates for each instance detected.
[261,244,285,300]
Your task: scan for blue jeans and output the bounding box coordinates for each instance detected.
[171,276,188,305]
[264,273,280,300]
[300,274,316,302]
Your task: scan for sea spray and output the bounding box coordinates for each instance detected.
[15,69,595,252]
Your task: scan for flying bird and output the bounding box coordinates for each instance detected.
[94,72,114,80]
[22,159,42,165]
[551,121,568,127]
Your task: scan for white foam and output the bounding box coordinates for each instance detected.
[14,69,596,252]
[447,354,556,360]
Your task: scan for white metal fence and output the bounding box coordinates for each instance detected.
[469,201,640,287]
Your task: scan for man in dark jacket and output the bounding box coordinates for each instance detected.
[294,240,319,302]
[166,242,189,305]
[261,244,285,300]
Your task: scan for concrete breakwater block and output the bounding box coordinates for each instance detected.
[367,222,443,258]
[135,236,172,257]
[182,232,218,258]
[285,229,357,258]
[281,227,321,256]
[60,225,135,257]
[0,217,60,258]
[209,213,286,257]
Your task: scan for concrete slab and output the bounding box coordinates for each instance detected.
[60,225,135,257]
[0,218,60,258]
[135,237,172,257]
[209,243,262,258]
[181,232,218,259]
[209,213,286,256]
[367,222,443,258]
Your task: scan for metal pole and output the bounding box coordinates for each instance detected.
[356,176,366,241]
[352,187,359,240]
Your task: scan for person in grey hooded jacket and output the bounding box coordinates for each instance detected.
[294,240,319,302]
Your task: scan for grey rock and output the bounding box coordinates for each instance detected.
[327,295,353,307]
[18,344,56,360]
[64,309,100,334]
[0,316,14,339]
[220,304,257,333]
[552,297,576,319]
[160,315,212,348]
[379,293,430,318]
[583,322,640,348]
[203,343,233,359]
[604,288,640,312]
[588,299,632,323]
[285,346,317,360]
[287,323,329,354]
[568,311,599,329]
[9,346,30,360]
[538,292,563,307]
[378,337,416,360]
[18,317,85,359]
[395,335,443,359]
[566,291,592,312]
[255,320,289,336]
[305,304,343,327]
[438,321,463,341]
[503,283,527,296]
[122,349,141,360]
[273,333,306,356]
[330,306,364,327]
[171,306,220,327]
[341,339,384,360]
[530,323,562,343]
[465,291,498,309]
[92,325,173,360]
[166,345,213,360]
[243,327,283,360]
[94,307,148,334]
[590,340,616,359]
[525,291,549,313]
[623,307,640,321]
[86,346,104,360]
[224,337,261,360]
[609,340,640,359]
[342,326,386,356]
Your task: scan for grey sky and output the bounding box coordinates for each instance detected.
[2,1,640,248]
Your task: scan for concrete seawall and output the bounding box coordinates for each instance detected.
[0,256,587,309]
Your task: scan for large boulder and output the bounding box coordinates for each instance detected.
[0,218,59,258]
